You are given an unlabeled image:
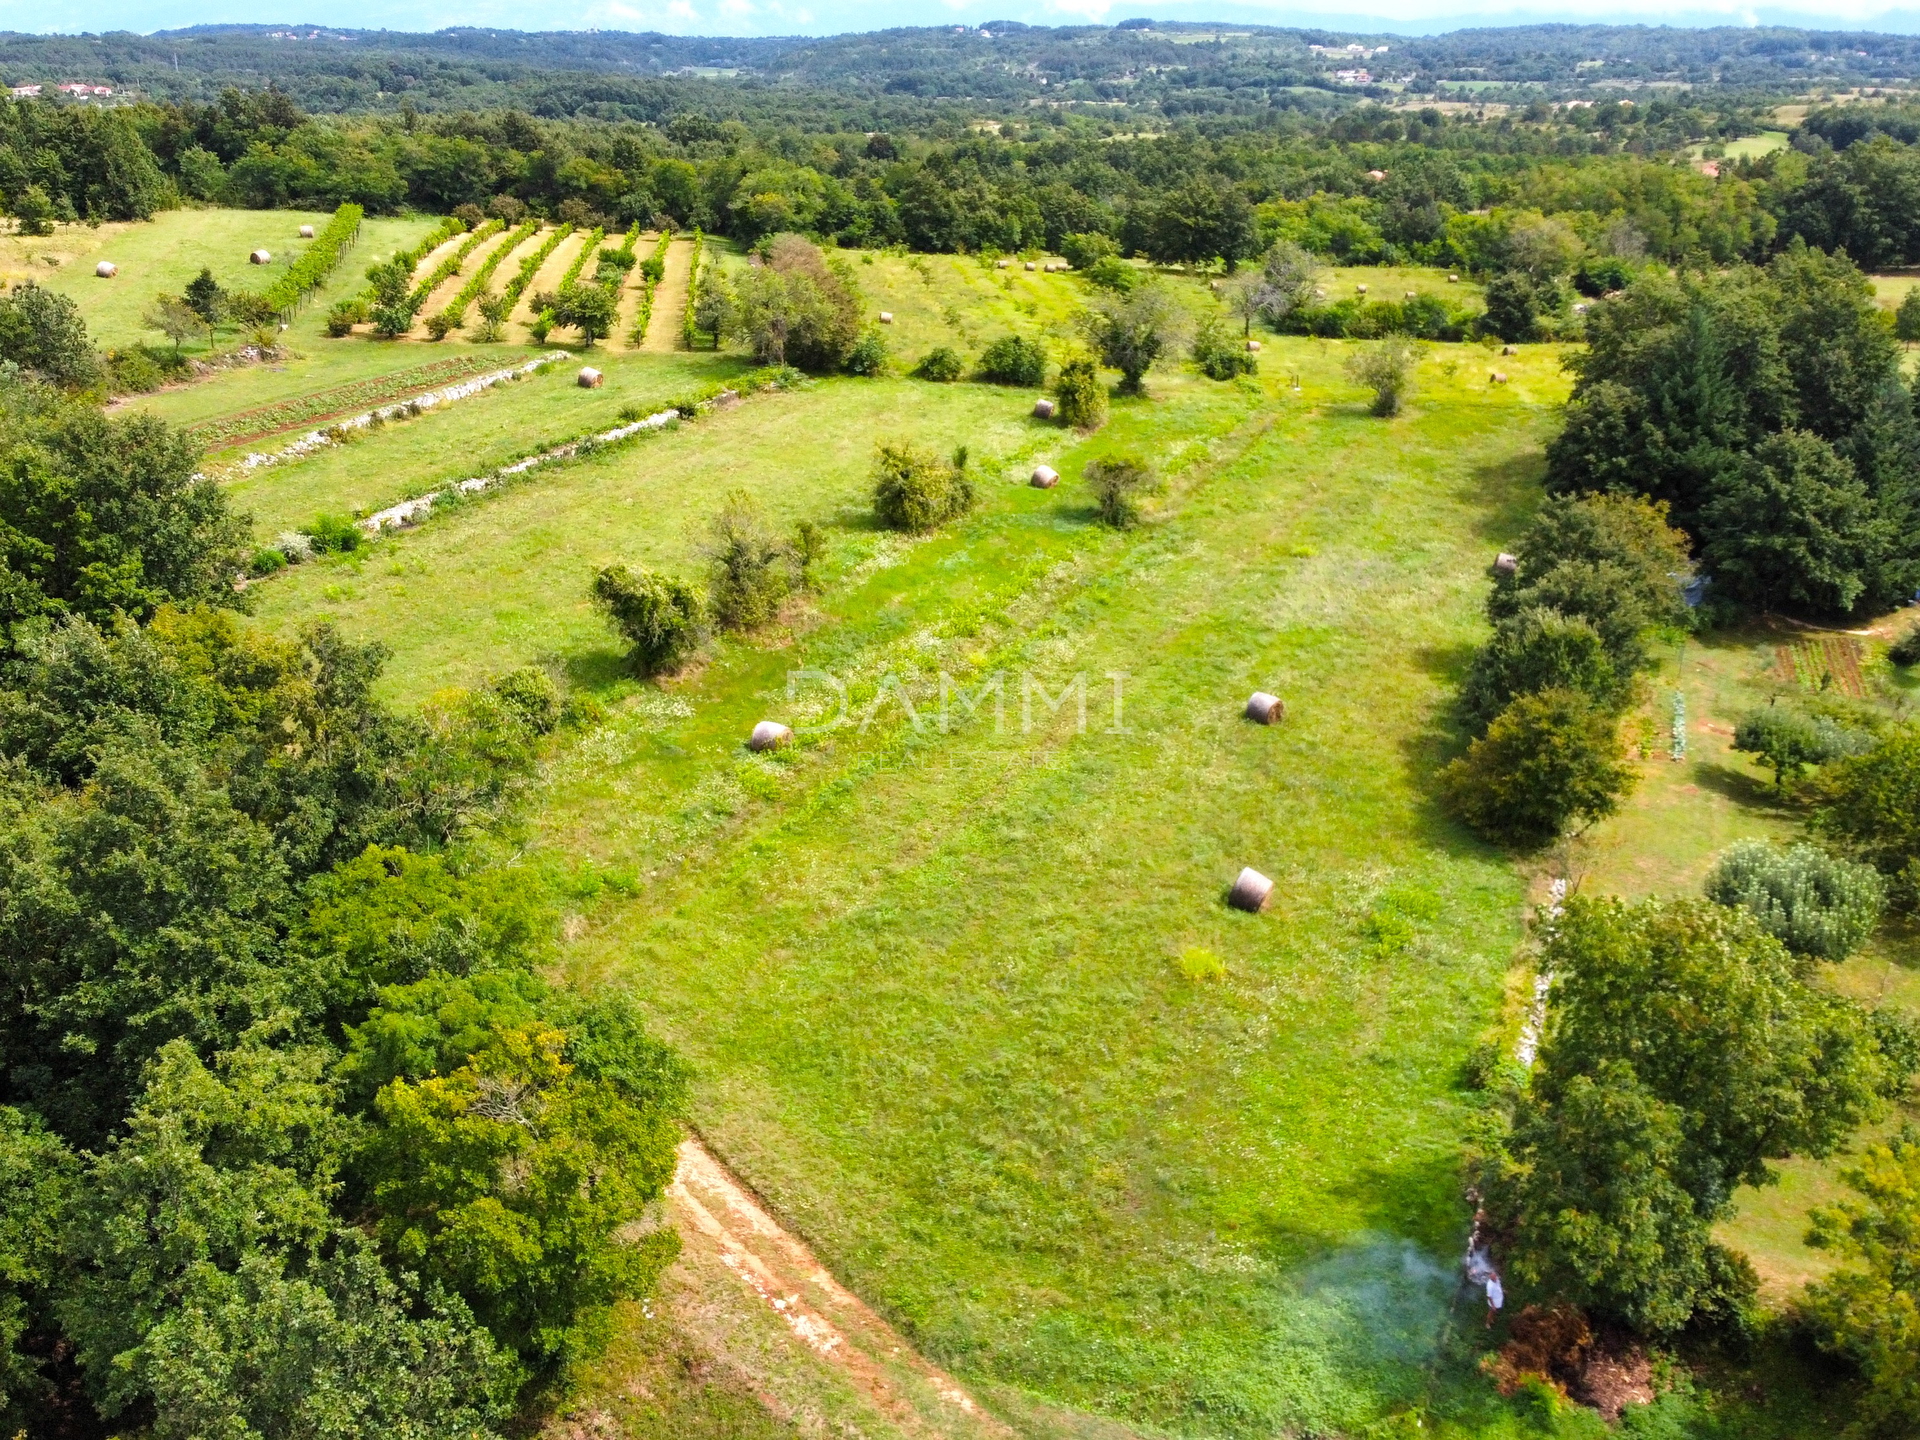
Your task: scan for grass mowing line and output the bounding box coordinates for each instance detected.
[186,353,504,450]
[513,377,1545,1438]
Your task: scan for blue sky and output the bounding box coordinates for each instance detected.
[9,0,1920,38]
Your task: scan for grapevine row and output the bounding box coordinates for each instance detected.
[255,203,363,317]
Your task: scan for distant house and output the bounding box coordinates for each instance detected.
[55,82,110,97]
[10,84,40,97]
[1333,69,1373,85]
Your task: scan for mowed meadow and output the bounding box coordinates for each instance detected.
[43,219,1887,1436]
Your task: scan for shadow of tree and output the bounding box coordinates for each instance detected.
[1456,450,1547,546]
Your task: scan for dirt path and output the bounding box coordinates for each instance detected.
[602,231,661,355]
[511,229,590,338]
[406,228,469,291]
[641,236,695,352]
[668,1138,1014,1440]
[409,226,516,338]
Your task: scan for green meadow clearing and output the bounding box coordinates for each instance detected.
[37,215,1910,1435]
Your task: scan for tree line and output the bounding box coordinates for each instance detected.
[10,84,1920,275]
[0,301,684,1435]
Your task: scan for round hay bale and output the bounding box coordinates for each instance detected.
[94,261,116,278]
[1405,290,1418,299]
[996,258,1011,269]
[750,721,793,752]
[578,367,603,388]
[1447,273,1460,282]
[1490,371,1509,385]
[298,224,315,239]
[1030,464,1059,489]
[1245,691,1284,725]
[1025,261,1037,271]
[878,311,893,323]
[1032,398,1056,419]
[249,249,271,265]
[1355,283,1368,294]
[1245,339,1261,353]
[1494,552,1518,576]
[1501,344,1517,356]
[1229,867,1274,913]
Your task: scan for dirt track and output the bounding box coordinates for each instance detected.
[668,1137,1014,1440]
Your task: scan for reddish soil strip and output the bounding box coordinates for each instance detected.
[1787,636,1868,698]
[668,1138,1013,1440]
[188,355,500,451]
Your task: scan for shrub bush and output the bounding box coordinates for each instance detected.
[701,490,793,631]
[1192,317,1257,381]
[1734,707,1871,788]
[107,347,164,393]
[1345,335,1422,417]
[844,326,889,376]
[1084,455,1158,528]
[1053,353,1108,431]
[916,346,964,382]
[977,333,1047,387]
[423,310,459,341]
[304,513,363,554]
[247,546,288,577]
[1084,256,1140,293]
[1441,688,1634,849]
[591,564,705,674]
[1059,232,1119,270]
[489,666,564,734]
[1891,626,1920,667]
[325,299,368,337]
[1459,606,1625,729]
[872,441,974,533]
[1704,840,1886,961]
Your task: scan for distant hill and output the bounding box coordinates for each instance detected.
[3,20,1920,115]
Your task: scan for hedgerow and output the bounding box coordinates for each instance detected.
[252,202,363,316]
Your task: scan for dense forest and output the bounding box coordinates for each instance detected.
[9,75,1920,271]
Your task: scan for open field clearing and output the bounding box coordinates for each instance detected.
[2,208,438,351]
[224,349,747,536]
[239,335,1656,1434]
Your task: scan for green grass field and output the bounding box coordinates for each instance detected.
[2,207,440,352]
[237,334,1588,1434]
[39,208,1910,1435]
